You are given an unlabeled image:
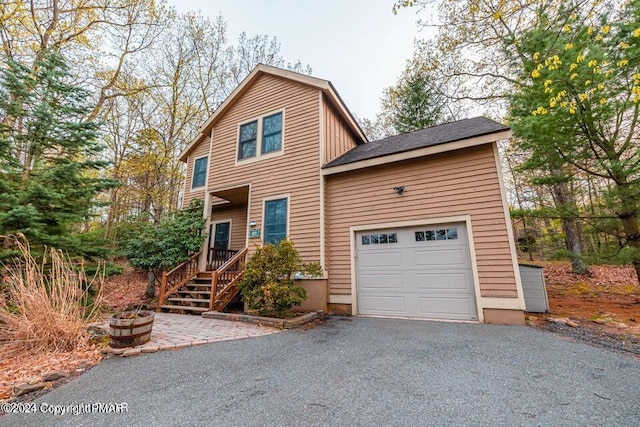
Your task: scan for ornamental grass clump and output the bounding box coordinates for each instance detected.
[0,236,103,352]
[238,239,322,318]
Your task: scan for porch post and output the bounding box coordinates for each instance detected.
[200,191,211,271]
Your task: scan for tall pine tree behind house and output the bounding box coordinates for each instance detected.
[0,50,116,259]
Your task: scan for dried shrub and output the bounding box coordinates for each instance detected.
[0,236,104,352]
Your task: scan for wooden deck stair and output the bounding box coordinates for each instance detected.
[158,248,247,315]
[161,273,216,313]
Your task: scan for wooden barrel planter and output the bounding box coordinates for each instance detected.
[108,310,155,348]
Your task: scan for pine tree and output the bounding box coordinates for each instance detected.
[382,71,449,134]
[0,50,117,259]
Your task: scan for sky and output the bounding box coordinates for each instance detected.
[167,0,436,121]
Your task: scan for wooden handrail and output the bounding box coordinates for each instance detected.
[157,250,202,310]
[207,248,239,270]
[209,247,248,311]
[217,247,247,275]
[165,250,202,276]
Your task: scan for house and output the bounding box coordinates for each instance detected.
[167,64,526,325]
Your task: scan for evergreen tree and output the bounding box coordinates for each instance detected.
[382,71,450,134]
[0,50,117,259]
[362,66,456,141]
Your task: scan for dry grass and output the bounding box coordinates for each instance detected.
[0,236,104,352]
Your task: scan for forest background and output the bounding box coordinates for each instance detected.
[1,0,639,283]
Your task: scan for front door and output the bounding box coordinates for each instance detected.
[210,221,230,249]
[208,221,231,270]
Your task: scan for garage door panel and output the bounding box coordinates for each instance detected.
[417,297,476,320]
[356,222,478,321]
[359,252,403,268]
[414,249,466,267]
[360,295,406,314]
[416,272,472,292]
[359,273,404,290]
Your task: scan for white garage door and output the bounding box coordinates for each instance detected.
[356,223,478,321]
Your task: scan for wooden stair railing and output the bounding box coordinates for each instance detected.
[207,248,239,270]
[157,251,202,311]
[209,247,248,312]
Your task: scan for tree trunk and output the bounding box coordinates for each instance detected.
[522,217,534,261]
[575,220,587,255]
[104,187,120,239]
[146,269,156,298]
[619,214,640,284]
[552,181,589,275]
[612,178,640,284]
[561,217,588,275]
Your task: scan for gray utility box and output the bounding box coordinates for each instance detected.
[519,264,550,313]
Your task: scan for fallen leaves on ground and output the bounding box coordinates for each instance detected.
[528,261,640,337]
[101,265,148,311]
[0,344,102,401]
[540,261,638,291]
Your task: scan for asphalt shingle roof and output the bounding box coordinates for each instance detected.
[323,116,509,169]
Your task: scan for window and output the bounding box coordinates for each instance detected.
[262,112,282,154]
[238,111,283,161]
[361,232,397,245]
[415,228,458,242]
[192,156,207,188]
[264,198,287,244]
[238,120,258,160]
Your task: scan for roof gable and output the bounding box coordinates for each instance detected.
[323,117,510,170]
[179,64,367,161]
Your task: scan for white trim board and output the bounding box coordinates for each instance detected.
[318,91,327,272]
[492,142,526,311]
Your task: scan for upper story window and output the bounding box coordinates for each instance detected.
[238,121,258,160]
[262,112,282,154]
[192,156,208,188]
[237,111,283,161]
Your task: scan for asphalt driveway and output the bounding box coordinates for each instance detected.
[2,317,639,426]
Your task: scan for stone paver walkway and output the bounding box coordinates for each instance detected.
[104,313,281,357]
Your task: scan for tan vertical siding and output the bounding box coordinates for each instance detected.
[208,74,322,262]
[211,205,247,250]
[326,143,518,298]
[323,95,359,163]
[183,137,210,207]
[323,177,329,271]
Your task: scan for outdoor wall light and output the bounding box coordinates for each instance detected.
[393,186,405,195]
[249,220,257,227]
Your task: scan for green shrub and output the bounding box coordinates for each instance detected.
[122,199,207,297]
[238,239,322,318]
